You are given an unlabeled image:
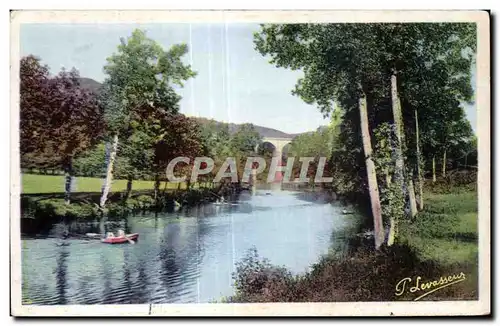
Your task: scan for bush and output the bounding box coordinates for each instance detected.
[231,248,296,302]
[65,202,97,219]
[21,198,98,220]
[136,195,155,208]
[227,245,476,303]
[425,170,477,194]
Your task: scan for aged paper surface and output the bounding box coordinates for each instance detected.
[11,10,490,316]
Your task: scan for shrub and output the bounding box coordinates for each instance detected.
[231,248,296,302]
[227,245,476,303]
[64,202,96,219]
[21,198,98,220]
[136,195,155,208]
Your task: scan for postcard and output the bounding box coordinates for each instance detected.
[10,10,490,317]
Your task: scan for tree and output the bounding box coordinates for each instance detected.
[154,111,204,194]
[230,124,262,182]
[255,23,476,248]
[20,56,103,204]
[99,29,196,208]
[255,24,386,249]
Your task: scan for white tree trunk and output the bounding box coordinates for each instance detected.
[432,156,436,183]
[100,134,119,208]
[408,173,418,218]
[442,149,447,178]
[415,109,424,210]
[385,169,397,246]
[391,73,418,218]
[359,89,384,250]
[387,215,397,246]
[390,74,406,192]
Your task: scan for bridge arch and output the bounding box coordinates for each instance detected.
[256,137,293,159]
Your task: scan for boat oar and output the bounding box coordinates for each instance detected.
[123,234,135,244]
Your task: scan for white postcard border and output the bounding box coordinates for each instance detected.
[10,10,491,317]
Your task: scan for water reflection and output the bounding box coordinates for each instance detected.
[55,245,69,305]
[22,189,360,305]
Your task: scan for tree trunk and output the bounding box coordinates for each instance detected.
[100,134,119,209]
[432,156,436,183]
[415,109,424,210]
[125,175,133,200]
[359,89,384,250]
[408,172,418,218]
[385,170,397,246]
[442,149,447,178]
[154,173,160,203]
[64,159,73,205]
[390,73,406,193]
[391,73,418,218]
[387,215,397,247]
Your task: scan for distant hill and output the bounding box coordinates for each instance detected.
[77,77,312,139]
[79,77,103,95]
[192,117,303,139]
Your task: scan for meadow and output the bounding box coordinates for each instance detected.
[21,173,195,194]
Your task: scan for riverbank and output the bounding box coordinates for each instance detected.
[21,175,239,234]
[21,173,210,194]
[225,189,478,302]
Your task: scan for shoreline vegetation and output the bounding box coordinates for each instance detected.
[20,173,241,234]
[222,181,478,302]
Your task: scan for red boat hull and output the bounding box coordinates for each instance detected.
[101,233,139,244]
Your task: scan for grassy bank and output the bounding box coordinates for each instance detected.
[21,173,210,194]
[226,189,478,302]
[20,174,228,229]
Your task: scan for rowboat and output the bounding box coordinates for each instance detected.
[101,233,139,244]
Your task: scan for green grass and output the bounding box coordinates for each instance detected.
[401,191,478,266]
[21,173,200,194]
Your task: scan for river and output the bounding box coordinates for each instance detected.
[21,189,360,305]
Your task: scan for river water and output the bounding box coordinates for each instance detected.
[21,189,360,305]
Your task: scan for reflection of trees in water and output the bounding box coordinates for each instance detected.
[328,213,366,258]
[55,245,69,305]
[100,252,113,304]
[157,212,213,303]
[122,248,132,304]
[131,259,149,304]
[77,277,95,305]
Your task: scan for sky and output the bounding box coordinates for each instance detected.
[19,23,477,134]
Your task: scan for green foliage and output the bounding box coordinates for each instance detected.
[373,123,405,227]
[100,29,198,192]
[199,120,233,160]
[24,198,98,220]
[424,170,477,194]
[289,126,333,159]
[399,191,477,265]
[230,123,262,156]
[254,23,477,245]
[122,195,155,210]
[73,142,107,177]
[102,29,196,133]
[232,247,295,302]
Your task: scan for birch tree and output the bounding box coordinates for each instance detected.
[99,29,196,209]
[254,24,386,249]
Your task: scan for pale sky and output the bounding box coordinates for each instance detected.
[19,23,477,134]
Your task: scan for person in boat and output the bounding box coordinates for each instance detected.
[106,232,115,238]
[117,229,125,237]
